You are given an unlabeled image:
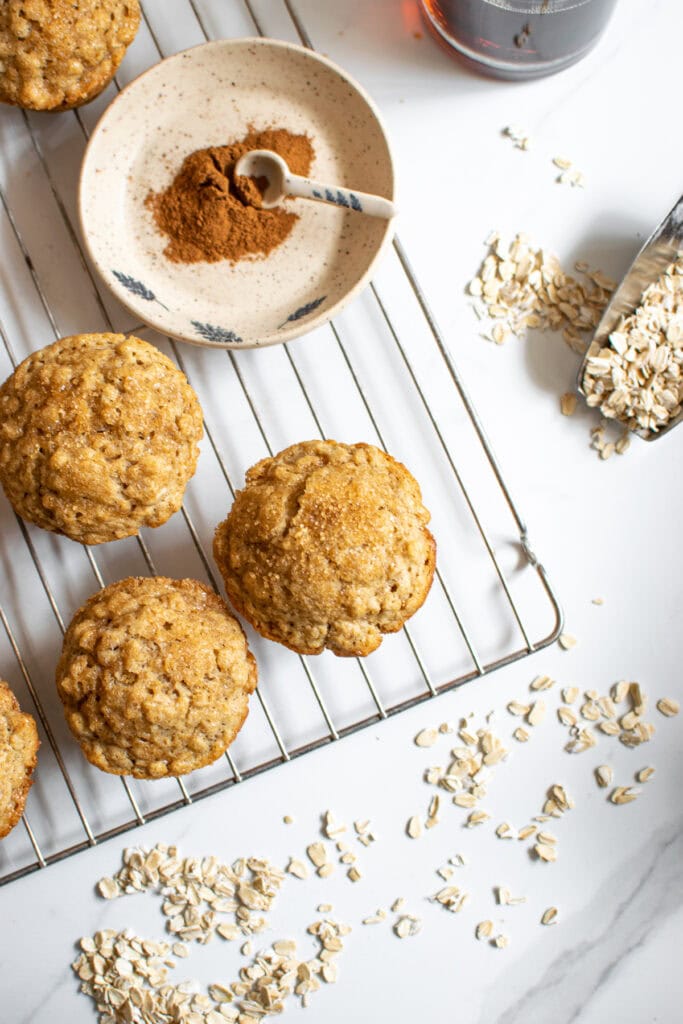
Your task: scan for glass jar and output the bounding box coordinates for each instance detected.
[419,0,619,80]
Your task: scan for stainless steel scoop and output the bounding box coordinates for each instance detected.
[577,192,683,441]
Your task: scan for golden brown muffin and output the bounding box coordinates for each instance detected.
[213,440,436,658]
[0,0,140,111]
[0,333,203,545]
[0,680,40,839]
[56,577,257,779]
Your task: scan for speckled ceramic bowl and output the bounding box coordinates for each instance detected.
[79,38,395,348]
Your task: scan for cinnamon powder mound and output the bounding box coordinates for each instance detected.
[146,127,314,265]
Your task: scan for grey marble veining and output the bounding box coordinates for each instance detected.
[482,811,683,1024]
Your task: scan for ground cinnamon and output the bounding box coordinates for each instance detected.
[146,128,314,264]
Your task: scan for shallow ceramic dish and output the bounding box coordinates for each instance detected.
[79,38,395,348]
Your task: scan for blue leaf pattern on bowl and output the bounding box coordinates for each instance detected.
[279,295,327,328]
[112,270,168,310]
[191,320,243,345]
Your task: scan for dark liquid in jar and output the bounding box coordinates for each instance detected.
[422,0,619,78]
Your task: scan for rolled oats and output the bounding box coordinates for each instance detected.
[582,256,683,434]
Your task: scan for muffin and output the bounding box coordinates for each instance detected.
[0,333,203,545]
[0,680,40,839]
[56,577,257,779]
[0,0,140,111]
[213,440,436,657]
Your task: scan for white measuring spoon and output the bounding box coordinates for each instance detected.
[234,149,396,219]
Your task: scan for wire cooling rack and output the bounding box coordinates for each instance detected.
[0,0,562,886]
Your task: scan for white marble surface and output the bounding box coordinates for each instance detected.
[1,1,682,1022]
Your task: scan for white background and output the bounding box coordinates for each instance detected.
[1,1,682,1022]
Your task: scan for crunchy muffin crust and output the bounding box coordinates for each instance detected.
[0,333,203,545]
[56,577,257,779]
[214,440,436,657]
[0,0,140,111]
[0,680,40,840]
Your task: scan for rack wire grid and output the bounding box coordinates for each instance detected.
[0,0,562,887]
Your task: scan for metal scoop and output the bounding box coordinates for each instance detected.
[577,192,683,441]
[234,149,397,219]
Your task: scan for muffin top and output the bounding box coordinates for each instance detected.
[214,440,436,657]
[0,0,140,111]
[56,577,257,779]
[0,333,203,545]
[0,680,40,840]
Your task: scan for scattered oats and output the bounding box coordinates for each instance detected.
[553,156,572,170]
[517,824,537,841]
[449,853,468,867]
[437,865,454,881]
[496,886,526,906]
[347,867,361,883]
[581,701,601,722]
[551,784,574,811]
[391,898,406,913]
[241,940,253,957]
[514,727,530,742]
[541,907,558,926]
[537,831,558,845]
[527,700,546,726]
[531,674,554,691]
[657,697,680,717]
[466,810,490,827]
[317,904,333,913]
[286,858,309,880]
[565,727,597,753]
[503,125,532,150]
[558,633,577,650]
[636,766,655,783]
[599,720,621,736]
[322,810,347,839]
[507,700,530,716]
[433,885,469,912]
[630,683,646,716]
[621,710,640,731]
[610,786,640,805]
[407,816,423,839]
[534,842,558,863]
[172,942,189,958]
[476,920,494,940]
[592,597,604,605]
[597,696,617,718]
[96,844,285,946]
[425,794,440,829]
[439,721,454,734]
[415,727,439,748]
[496,823,513,839]
[394,915,421,939]
[97,877,119,900]
[612,681,630,704]
[362,910,387,925]
[453,793,478,809]
[306,843,328,868]
[282,815,294,824]
[317,863,334,879]
[558,707,577,727]
[595,765,613,788]
[493,934,510,949]
[615,431,631,454]
[469,232,612,351]
[560,392,577,416]
[562,687,580,704]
